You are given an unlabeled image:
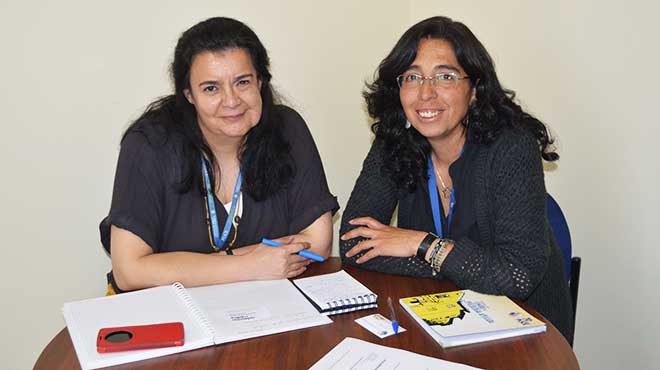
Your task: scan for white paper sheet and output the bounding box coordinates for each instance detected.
[308,337,482,370]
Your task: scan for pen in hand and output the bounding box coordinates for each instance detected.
[261,238,325,262]
[387,297,399,334]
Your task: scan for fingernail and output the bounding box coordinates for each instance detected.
[348,219,355,224]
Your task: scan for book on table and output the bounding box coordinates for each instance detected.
[292,270,378,315]
[62,279,332,370]
[399,289,546,348]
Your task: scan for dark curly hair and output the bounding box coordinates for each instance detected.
[124,17,293,201]
[364,16,557,193]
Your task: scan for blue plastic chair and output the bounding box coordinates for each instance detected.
[546,193,580,345]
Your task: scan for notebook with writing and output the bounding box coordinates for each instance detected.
[292,270,378,315]
[62,279,331,370]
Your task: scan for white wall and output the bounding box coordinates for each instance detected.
[0,1,407,369]
[410,1,660,369]
[2,1,658,369]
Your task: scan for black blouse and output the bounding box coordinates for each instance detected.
[340,129,574,342]
[403,137,480,245]
[100,105,339,255]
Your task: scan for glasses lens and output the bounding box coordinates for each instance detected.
[434,73,457,88]
[398,74,421,89]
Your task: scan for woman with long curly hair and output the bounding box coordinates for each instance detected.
[340,16,572,342]
[101,17,338,294]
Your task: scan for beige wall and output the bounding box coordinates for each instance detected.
[410,1,660,369]
[1,1,658,369]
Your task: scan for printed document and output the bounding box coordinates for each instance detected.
[309,337,482,370]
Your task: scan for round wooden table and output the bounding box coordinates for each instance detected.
[34,258,579,370]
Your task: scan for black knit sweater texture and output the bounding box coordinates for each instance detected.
[340,129,574,342]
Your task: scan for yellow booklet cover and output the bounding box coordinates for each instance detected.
[399,290,546,348]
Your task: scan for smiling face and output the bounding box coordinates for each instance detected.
[184,48,263,145]
[399,38,474,144]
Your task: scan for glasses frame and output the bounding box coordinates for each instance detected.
[396,72,471,90]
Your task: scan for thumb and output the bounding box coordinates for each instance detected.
[272,235,295,245]
[286,242,310,253]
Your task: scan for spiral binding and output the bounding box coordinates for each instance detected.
[324,293,377,312]
[172,282,216,338]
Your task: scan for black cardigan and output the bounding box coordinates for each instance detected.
[340,129,573,342]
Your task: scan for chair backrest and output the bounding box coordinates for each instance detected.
[546,193,572,279]
[546,193,580,346]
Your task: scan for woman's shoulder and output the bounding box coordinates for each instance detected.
[274,104,316,143]
[275,104,307,129]
[123,119,183,150]
[478,127,544,180]
[119,119,186,168]
[486,127,539,155]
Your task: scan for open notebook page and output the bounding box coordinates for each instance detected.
[186,279,332,343]
[62,285,212,370]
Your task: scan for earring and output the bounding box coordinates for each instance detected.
[405,120,412,129]
[461,113,470,127]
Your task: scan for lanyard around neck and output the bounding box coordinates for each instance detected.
[201,155,242,250]
[427,155,459,238]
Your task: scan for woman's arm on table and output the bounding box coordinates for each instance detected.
[110,225,310,291]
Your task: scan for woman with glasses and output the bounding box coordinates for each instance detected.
[100,17,338,294]
[340,16,572,342]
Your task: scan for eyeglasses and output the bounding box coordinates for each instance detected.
[396,72,470,90]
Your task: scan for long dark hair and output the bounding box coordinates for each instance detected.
[124,17,293,201]
[364,16,558,192]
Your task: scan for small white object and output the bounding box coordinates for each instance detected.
[355,313,406,338]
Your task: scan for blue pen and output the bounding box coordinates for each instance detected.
[261,238,325,262]
[387,297,399,334]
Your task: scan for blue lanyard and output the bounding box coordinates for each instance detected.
[427,155,458,238]
[201,155,242,249]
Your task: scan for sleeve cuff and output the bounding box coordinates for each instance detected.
[289,195,339,234]
[99,214,159,254]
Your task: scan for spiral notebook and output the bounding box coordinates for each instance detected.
[62,279,331,370]
[292,270,378,315]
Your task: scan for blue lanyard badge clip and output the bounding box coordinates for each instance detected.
[427,156,456,239]
[201,155,242,250]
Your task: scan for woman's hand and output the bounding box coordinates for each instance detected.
[245,237,312,279]
[341,217,428,264]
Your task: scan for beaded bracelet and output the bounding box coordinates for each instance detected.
[416,233,439,259]
[430,239,450,275]
[428,238,444,262]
